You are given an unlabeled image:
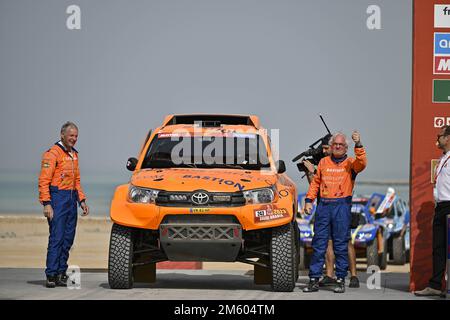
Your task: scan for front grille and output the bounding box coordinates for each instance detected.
[156,190,245,207]
[166,226,236,240]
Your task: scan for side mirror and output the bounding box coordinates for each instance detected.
[126,157,138,171]
[276,160,286,174]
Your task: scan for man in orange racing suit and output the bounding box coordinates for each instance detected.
[302,131,366,293]
[38,122,89,288]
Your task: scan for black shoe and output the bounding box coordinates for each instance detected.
[46,276,57,288]
[349,276,360,288]
[303,278,320,293]
[56,273,68,287]
[319,275,337,287]
[333,278,345,293]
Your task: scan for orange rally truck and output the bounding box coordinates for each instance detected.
[108,114,300,291]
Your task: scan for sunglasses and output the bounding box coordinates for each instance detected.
[332,143,347,147]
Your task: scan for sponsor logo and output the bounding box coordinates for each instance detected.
[191,191,209,205]
[435,5,450,28]
[42,162,50,169]
[254,205,289,223]
[434,33,450,75]
[158,133,191,138]
[325,168,345,173]
[434,117,450,127]
[434,33,450,55]
[435,56,450,74]
[272,208,288,215]
[182,175,246,191]
[433,79,450,103]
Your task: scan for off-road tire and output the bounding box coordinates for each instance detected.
[270,223,296,292]
[366,239,378,269]
[292,220,300,281]
[379,238,388,270]
[392,235,406,265]
[108,223,134,289]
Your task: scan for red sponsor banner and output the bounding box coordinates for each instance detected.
[411,0,450,291]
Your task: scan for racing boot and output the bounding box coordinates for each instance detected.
[333,278,345,293]
[319,275,336,287]
[56,273,69,287]
[46,275,57,288]
[349,276,360,288]
[303,278,320,293]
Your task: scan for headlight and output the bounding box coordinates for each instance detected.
[243,187,275,204]
[128,185,159,203]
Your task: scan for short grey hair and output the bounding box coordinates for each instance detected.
[329,132,349,147]
[61,121,78,134]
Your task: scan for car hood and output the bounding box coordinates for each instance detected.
[130,168,278,192]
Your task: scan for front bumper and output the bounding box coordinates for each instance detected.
[110,185,295,231]
[159,215,242,261]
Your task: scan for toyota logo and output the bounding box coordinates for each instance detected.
[191,191,209,205]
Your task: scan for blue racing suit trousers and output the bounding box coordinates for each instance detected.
[309,197,352,280]
[45,187,78,277]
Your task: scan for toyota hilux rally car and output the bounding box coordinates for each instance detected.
[108,114,299,292]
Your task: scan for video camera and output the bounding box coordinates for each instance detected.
[292,114,332,175]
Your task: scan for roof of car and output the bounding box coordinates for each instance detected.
[155,124,262,136]
[161,114,261,129]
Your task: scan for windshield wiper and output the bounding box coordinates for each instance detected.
[206,163,245,169]
[145,159,197,169]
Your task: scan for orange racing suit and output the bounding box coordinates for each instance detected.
[306,147,367,201]
[38,142,86,205]
[305,146,367,280]
[38,141,87,277]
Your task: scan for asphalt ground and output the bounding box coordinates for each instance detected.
[0,268,447,300]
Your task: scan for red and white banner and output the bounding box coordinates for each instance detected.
[411,0,450,291]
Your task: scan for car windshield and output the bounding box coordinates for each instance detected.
[141,133,271,170]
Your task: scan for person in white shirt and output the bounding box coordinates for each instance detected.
[415,125,450,297]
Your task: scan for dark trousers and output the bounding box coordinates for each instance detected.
[429,201,449,290]
[45,187,78,277]
[309,197,352,279]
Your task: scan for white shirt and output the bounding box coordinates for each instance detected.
[434,150,450,202]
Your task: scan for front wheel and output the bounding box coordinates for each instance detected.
[392,234,406,265]
[379,238,388,270]
[292,220,300,282]
[108,223,134,289]
[270,223,297,292]
[366,239,378,269]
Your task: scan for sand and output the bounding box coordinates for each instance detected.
[0,214,251,270]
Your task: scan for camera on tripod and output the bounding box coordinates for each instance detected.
[292,114,332,175]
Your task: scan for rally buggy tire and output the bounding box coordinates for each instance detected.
[392,235,406,265]
[108,223,134,289]
[270,223,297,292]
[379,238,388,270]
[366,240,378,269]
